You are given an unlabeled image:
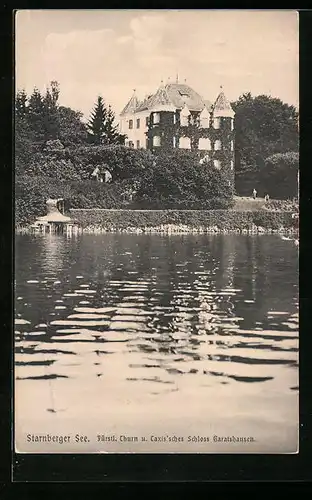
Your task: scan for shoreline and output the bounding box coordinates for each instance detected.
[15,208,298,236]
[15,225,298,236]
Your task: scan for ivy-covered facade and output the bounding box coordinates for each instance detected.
[120,82,235,189]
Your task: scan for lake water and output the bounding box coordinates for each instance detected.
[14,233,299,453]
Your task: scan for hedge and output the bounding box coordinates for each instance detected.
[15,174,131,226]
[69,209,295,232]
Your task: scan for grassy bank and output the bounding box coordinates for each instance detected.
[68,209,296,234]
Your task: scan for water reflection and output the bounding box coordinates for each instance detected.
[15,233,299,413]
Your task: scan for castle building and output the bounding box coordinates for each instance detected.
[119,80,235,185]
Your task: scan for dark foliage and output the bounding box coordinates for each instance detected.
[232,93,299,197]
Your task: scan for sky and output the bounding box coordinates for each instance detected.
[15,10,299,120]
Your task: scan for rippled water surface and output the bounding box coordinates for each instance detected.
[15,233,299,453]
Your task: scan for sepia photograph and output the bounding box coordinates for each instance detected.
[14,9,299,454]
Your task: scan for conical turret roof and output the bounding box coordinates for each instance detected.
[120,91,139,116]
[213,88,235,118]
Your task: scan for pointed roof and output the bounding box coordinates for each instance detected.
[213,88,235,118]
[36,199,72,223]
[121,82,213,115]
[165,83,209,112]
[136,94,154,112]
[181,102,191,115]
[146,83,176,111]
[120,90,139,116]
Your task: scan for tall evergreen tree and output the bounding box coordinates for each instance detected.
[15,89,28,117]
[87,96,125,145]
[28,87,45,142]
[43,82,60,141]
[87,96,108,145]
[15,90,34,174]
[106,105,125,145]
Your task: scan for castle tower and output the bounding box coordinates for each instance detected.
[146,81,176,150]
[211,87,235,192]
[119,89,139,147]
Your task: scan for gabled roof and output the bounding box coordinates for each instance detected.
[212,89,235,118]
[165,83,209,112]
[120,82,214,115]
[146,83,175,111]
[120,91,139,116]
[135,94,154,112]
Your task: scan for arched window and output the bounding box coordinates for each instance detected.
[179,137,191,149]
[153,112,160,124]
[213,117,220,129]
[231,140,234,151]
[214,139,222,150]
[214,159,221,170]
[198,138,211,150]
[153,135,161,147]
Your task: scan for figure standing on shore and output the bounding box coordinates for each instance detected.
[264,194,269,202]
[252,188,257,200]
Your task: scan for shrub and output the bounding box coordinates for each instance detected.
[69,208,294,232]
[135,150,234,209]
[71,144,154,183]
[261,151,299,199]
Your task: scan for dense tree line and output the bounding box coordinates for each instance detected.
[15,82,298,225]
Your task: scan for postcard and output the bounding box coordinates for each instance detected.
[14,9,299,454]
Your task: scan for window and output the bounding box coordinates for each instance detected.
[129,120,133,129]
[179,91,190,98]
[146,138,149,148]
[136,118,140,129]
[231,160,234,170]
[231,140,234,151]
[214,159,221,170]
[213,117,220,129]
[136,140,140,149]
[146,116,149,127]
[179,137,191,149]
[198,138,211,150]
[173,114,176,125]
[153,135,161,147]
[173,136,176,148]
[153,112,160,124]
[231,119,234,131]
[214,139,222,150]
